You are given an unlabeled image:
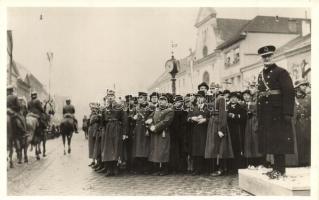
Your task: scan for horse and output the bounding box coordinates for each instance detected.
[60,114,75,155]
[7,112,25,168]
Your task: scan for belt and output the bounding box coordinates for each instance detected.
[258,89,281,97]
[105,119,118,122]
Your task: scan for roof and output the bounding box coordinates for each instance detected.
[216,18,250,42]
[275,33,311,55]
[217,15,309,50]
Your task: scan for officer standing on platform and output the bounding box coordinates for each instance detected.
[256,45,295,179]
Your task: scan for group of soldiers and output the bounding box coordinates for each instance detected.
[86,45,311,178]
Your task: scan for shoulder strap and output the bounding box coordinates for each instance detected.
[260,70,270,91]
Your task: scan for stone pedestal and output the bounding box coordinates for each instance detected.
[239,167,310,196]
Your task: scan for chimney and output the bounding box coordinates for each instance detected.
[275,15,279,22]
[301,20,311,36]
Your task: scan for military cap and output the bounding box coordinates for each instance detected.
[242,89,252,96]
[195,90,206,97]
[150,92,159,98]
[66,97,71,101]
[258,45,276,57]
[174,95,183,102]
[31,90,37,95]
[159,93,169,101]
[198,82,209,91]
[138,92,148,97]
[229,92,239,99]
[223,90,230,95]
[294,79,310,88]
[107,89,115,96]
[236,91,243,100]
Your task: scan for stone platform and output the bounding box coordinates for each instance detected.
[239,167,310,196]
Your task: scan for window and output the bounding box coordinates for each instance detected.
[203,46,208,57]
[203,71,210,85]
[225,46,240,67]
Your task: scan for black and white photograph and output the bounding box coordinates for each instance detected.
[4,3,315,197]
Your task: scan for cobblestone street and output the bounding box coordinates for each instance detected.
[7,132,249,196]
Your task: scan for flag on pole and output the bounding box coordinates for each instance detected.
[7,30,13,56]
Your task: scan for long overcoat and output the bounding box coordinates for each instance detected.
[148,107,174,163]
[131,104,151,158]
[187,104,210,157]
[88,113,100,159]
[169,107,188,171]
[205,97,234,159]
[295,94,311,165]
[101,102,128,162]
[257,64,295,154]
[243,101,263,158]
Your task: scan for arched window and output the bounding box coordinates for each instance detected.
[202,71,210,85]
[202,46,208,57]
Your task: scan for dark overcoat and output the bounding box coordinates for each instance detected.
[169,108,188,171]
[148,107,174,163]
[88,113,100,159]
[205,97,234,159]
[295,94,311,165]
[227,102,246,156]
[131,104,151,158]
[187,105,209,157]
[243,101,263,158]
[101,102,128,162]
[257,64,295,154]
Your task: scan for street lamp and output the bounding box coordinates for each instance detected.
[165,55,180,96]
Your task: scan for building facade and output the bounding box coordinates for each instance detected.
[148,8,311,94]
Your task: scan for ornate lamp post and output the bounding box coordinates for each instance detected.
[165,55,180,96]
[165,42,180,96]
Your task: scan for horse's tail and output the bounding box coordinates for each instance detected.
[60,118,74,135]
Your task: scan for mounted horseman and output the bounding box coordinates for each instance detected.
[60,98,77,154]
[27,91,47,159]
[7,85,26,168]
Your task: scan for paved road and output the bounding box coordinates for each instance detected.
[7,132,249,196]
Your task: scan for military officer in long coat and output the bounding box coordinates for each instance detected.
[187,91,210,175]
[146,94,174,176]
[88,103,101,167]
[131,92,152,174]
[294,80,311,166]
[227,92,247,172]
[169,95,188,173]
[256,45,295,179]
[101,90,128,176]
[123,95,135,172]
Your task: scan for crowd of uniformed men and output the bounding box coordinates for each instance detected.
[85,45,311,178]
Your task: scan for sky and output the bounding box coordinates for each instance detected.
[7,7,310,115]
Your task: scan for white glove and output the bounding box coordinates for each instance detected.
[133,114,138,120]
[122,135,128,140]
[191,116,198,122]
[145,119,152,124]
[150,125,156,132]
[197,118,206,124]
[218,131,224,138]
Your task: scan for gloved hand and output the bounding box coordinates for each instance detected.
[283,115,292,123]
[150,125,156,132]
[218,131,224,138]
